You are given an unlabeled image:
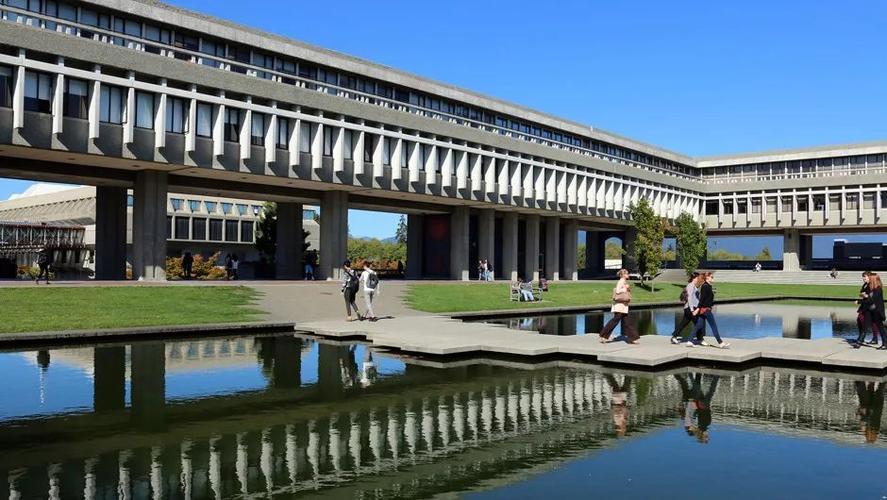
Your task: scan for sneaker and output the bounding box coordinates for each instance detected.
[718,342,731,349]
[670,337,681,345]
[685,342,695,348]
[699,340,710,347]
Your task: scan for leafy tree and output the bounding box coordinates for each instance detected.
[604,241,623,259]
[673,212,707,278]
[755,245,772,261]
[396,215,408,244]
[629,198,666,291]
[577,244,586,269]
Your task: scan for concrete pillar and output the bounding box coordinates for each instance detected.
[783,229,800,272]
[130,342,165,429]
[622,228,637,272]
[544,217,560,280]
[406,214,423,279]
[562,220,579,281]
[799,234,813,269]
[502,212,518,281]
[276,202,304,279]
[319,191,348,281]
[132,171,168,281]
[450,206,470,281]
[94,186,127,280]
[525,215,540,281]
[93,346,125,411]
[477,209,495,279]
[585,231,603,276]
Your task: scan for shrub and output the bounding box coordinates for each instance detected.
[165,252,226,280]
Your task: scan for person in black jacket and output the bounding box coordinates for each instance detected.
[684,272,730,348]
[866,273,886,349]
[853,271,879,347]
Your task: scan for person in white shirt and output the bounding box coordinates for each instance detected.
[359,263,380,321]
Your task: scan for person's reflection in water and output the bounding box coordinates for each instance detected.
[684,373,720,444]
[360,348,378,387]
[855,381,885,443]
[604,374,633,437]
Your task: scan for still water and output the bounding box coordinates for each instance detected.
[1,332,886,499]
[486,301,861,340]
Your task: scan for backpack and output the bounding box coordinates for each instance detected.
[37,251,49,265]
[679,288,688,304]
[367,272,379,289]
[346,270,359,291]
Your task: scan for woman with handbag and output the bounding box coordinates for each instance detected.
[599,269,640,344]
[857,272,886,348]
[684,272,730,348]
[854,271,877,347]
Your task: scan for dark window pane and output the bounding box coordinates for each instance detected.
[240,221,254,242]
[225,220,238,242]
[192,218,206,240]
[208,219,223,241]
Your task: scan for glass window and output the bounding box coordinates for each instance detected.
[173,32,198,51]
[165,96,187,134]
[225,220,238,242]
[221,202,233,214]
[196,103,212,137]
[62,78,88,119]
[204,201,217,213]
[57,2,75,21]
[24,71,52,113]
[144,25,171,45]
[0,66,14,108]
[343,129,353,160]
[174,217,189,239]
[813,195,825,211]
[100,85,124,124]
[722,200,733,215]
[829,195,840,210]
[863,193,875,209]
[751,198,762,214]
[781,197,792,212]
[135,91,154,129]
[277,117,290,149]
[704,200,718,215]
[188,200,201,212]
[299,123,312,153]
[250,112,265,146]
[846,193,859,210]
[224,108,240,142]
[236,203,248,216]
[797,197,808,212]
[170,198,183,211]
[382,137,392,166]
[364,134,375,163]
[736,199,747,215]
[192,218,206,240]
[240,221,254,242]
[766,197,777,213]
[208,218,223,241]
[250,205,262,215]
[126,194,134,207]
[166,216,172,239]
[322,126,333,156]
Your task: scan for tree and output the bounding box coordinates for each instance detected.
[255,201,312,264]
[755,245,772,261]
[629,198,666,291]
[395,215,408,244]
[673,212,707,279]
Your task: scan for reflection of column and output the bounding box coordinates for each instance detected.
[48,463,61,500]
[481,391,493,440]
[387,406,401,463]
[94,346,126,411]
[180,440,193,500]
[118,450,132,500]
[453,395,465,443]
[783,315,800,338]
[209,437,222,500]
[421,399,434,452]
[272,336,302,388]
[438,396,451,447]
[236,433,249,495]
[349,412,362,472]
[285,425,298,486]
[405,403,418,457]
[369,409,383,468]
[84,458,97,500]
[329,416,343,475]
[307,421,320,479]
[8,468,24,500]
[150,446,163,500]
[261,428,274,490]
[131,343,165,429]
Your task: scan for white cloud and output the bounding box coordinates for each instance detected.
[8,183,81,200]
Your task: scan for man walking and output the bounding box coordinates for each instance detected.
[360,262,380,321]
[35,247,51,284]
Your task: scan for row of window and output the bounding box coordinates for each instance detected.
[703,155,887,178]
[0,0,697,176]
[705,192,887,215]
[168,216,254,242]
[169,198,262,216]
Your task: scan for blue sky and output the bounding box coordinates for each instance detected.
[5,1,887,243]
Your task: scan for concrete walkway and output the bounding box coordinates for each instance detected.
[299,315,887,371]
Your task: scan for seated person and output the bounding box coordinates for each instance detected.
[518,278,535,301]
[538,278,549,292]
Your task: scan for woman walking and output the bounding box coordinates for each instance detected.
[359,262,380,321]
[684,272,730,348]
[341,260,361,322]
[599,269,640,344]
[670,272,704,344]
[854,272,876,346]
[856,272,885,348]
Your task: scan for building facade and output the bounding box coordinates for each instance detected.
[0,0,884,279]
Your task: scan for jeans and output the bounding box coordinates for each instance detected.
[363,289,376,318]
[600,313,639,342]
[344,288,360,317]
[686,310,722,343]
[671,308,704,341]
[520,290,535,301]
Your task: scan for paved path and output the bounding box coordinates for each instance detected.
[299,315,887,371]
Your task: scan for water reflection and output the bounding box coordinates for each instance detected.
[491,301,860,341]
[1,336,886,498]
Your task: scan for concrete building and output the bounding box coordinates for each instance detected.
[0,0,884,279]
[0,185,320,277]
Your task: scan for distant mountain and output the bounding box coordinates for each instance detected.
[351,235,398,243]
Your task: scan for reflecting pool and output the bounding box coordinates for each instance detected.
[1,332,885,499]
[484,301,861,340]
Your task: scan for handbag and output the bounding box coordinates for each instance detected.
[613,290,631,304]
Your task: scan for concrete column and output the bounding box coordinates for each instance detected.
[130,342,165,429]
[622,228,638,272]
[406,214,423,279]
[450,206,470,281]
[525,215,540,281]
[93,346,125,411]
[544,217,560,280]
[799,233,813,269]
[319,191,348,281]
[563,220,579,281]
[95,186,127,280]
[276,202,304,279]
[477,209,495,279]
[783,229,800,272]
[585,231,603,275]
[132,171,168,281]
[501,212,518,281]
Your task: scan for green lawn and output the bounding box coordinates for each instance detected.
[0,286,265,333]
[404,281,860,314]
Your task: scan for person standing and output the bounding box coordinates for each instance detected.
[360,262,380,321]
[35,247,51,284]
[671,272,705,344]
[225,254,233,280]
[182,252,194,279]
[599,269,640,344]
[486,260,494,281]
[341,260,361,321]
[861,272,885,348]
[230,254,239,280]
[854,271,875,346]
[684,272,730,348]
